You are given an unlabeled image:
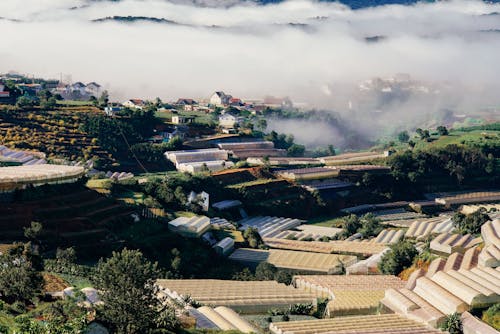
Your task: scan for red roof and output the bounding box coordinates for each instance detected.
[130,99,145,105]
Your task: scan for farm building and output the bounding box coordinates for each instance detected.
[165,148,229,165]
[294,275,406,317]
[269,314,444,334]
[271,225,342,241]
[318,151,387,165]
[0,145,46,165]
[381,265,500,326]
[156,279,317,313]
[300,179,354,192]
[238,216,305,239]
[165,148,233,173]
[167,216,211,238]
[188,306,258,333]
[177,160,234,174]
[218,141,275,151]
[373,229,405,244]
[0,164,85,193]
[228,248,357,274]
[461,203,500,215]
[346,248,390,274]
[429,233,482,255]
[382,226,499,329]
[212,200,242,211]
[276,167,339,181]
[405,216,454,240]
[213,237,234,256]
[479,219,500,267]
[434,191,500,207]
[217,141,286,159]
[246,156,320,166]
[264,238,388,256]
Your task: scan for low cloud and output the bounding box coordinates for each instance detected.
[1,0,500,140]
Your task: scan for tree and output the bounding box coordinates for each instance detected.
[16,96,35,109]
[378,241,418,275]
[340,215,361,238]
[416,128,430,140]
[358,213,382,238]
[92,248,178,334]
[482,303,500,330]
[255,262,277,280]
[437,125,449,136]
[327,144,336,156]
[0,244,44,304]
[257,119,267,132]
[398,131,410,143]
[452,209,490,235]
[274,270,293,285]
[243,227,264,248]
[98,90,109,107]
[287,144,305,157]
[56,247,77,265]
[441,312,463,334]
[89,95,98,106]
[24,221,43,244]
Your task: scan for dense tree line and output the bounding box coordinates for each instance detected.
[389,144,497,187]
[81,108,158,152]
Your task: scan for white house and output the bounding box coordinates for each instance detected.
[210,91,231,106]
[86,82,101,97]
[123,99,145,109]
[219,114,244,129]
[104,106,122,116]
[71,82,87,96]
[172,115,195,125]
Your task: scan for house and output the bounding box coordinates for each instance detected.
[71,82,87,95]
[229,97,243,106]
[218,114,244,129]
[176,98,197,105]
[123,99,145,109]
[210,91,231,106]
[0,82,10,100]
[172,115,195,125]
[104,106,122,116]
[86,82,101,97]
[176,98,197,111]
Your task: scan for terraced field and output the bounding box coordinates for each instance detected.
[0,108,114,164]
[0,186,134,257]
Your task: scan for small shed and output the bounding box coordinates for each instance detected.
[213,237,235,256]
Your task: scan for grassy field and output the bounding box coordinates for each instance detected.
[227,178,280,189]
[414,130,500,150]
[212,229,245,243]
[56,100,93,106]
[307,215,346,227]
